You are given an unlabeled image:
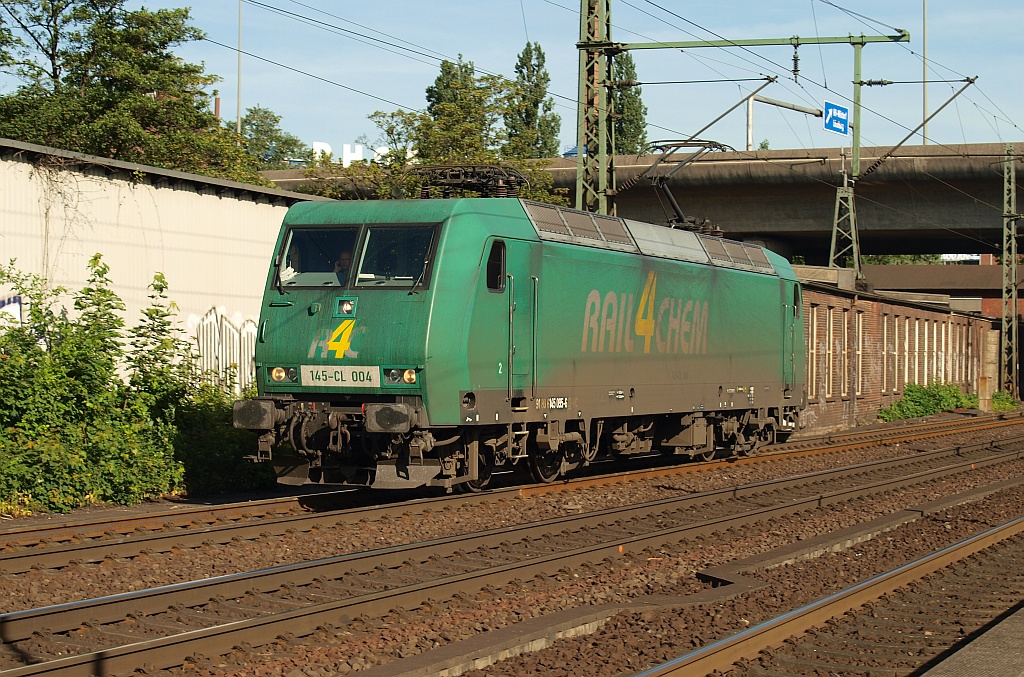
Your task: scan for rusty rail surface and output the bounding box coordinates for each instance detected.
[2,440,1022,676]
[3,415,1023,575]
[635,515,1024,677]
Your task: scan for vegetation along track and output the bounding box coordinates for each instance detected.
[2,411,1019,577]
[1,430,1022,676]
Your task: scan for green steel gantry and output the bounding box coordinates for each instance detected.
[1003,144,1020,397]
[575,0,910,223]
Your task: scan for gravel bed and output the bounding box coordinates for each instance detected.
[170,463,1024,677]
[3,426,1021,615]
[3,423,1023,677]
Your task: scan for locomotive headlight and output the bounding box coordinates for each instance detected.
[384,367,418,386]
[269,367,297,383]
[339,300,354,315]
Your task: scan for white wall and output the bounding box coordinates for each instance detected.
[0,148,304,335]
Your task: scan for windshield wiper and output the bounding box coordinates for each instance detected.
[273,258,287,295]
[407,260,428,295]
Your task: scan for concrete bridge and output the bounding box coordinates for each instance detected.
[263,142,1021,264]
[546,142,1021,263]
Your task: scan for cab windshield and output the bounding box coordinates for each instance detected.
[355,224,437,288]
[278,226,359,288]
[277,223,438,289]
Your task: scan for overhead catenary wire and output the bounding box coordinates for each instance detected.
[246,0,446,66]
[242,0,592,122]
[810,0,1023,140]
[626,0,1016,196]
[135,0,1024,158]
[605,0,1019,247]
[214,0,1015,248]
[201,37,423,112]
[238,0,723,143]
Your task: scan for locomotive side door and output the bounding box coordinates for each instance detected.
[467,238,535,409]
[506,240,536,400]
[781,280,799,397]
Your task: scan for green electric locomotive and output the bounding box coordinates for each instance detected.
[233,198,806,489]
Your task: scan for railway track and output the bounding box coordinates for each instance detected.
[3,412,1020,576]
[2,434,1022,676]
[638,517,1024,676]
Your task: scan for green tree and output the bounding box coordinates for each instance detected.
[861,254,944,265]
[0,256,185,512]
[126,272,194,422]
[610,52,647,155]
[301,54,568,206]
[230,104,312,170]
[504,42,560,159]
[64,254,126,419]
[416,55,505,164]
[0,0,265,184]
[0,256,272,514]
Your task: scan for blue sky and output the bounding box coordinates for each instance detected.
[27,2,1024,157]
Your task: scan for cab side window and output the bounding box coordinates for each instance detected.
[486,241,505,291]
[485,240,505,290]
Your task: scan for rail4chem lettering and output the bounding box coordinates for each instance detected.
[581,271,708,355]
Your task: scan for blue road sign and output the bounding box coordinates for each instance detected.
[823,101,850,135]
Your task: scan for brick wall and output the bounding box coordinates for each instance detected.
[801,283,996,434]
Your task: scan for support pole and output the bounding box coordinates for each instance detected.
[746,96,754,151]
[1002,143,1019,397]
[922,0,929,144]
[829,42,864,277]
[829,180,860,276]
[576,0,614,215]
[851,42,863,178]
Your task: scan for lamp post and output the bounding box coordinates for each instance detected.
[236,0,242,135]
[922,0,928,144]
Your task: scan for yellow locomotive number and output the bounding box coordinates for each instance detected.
[328,319,355,359]
[635,271,657,353]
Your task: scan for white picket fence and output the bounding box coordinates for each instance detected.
[194,308,258,394]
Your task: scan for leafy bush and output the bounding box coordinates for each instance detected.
[878,383,977,422]
[992,390,1021,412]
[0,256,271,514]
[173,382,274,496]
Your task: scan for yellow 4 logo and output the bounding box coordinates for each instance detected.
[328,319,356,359]
[634,271,657,353]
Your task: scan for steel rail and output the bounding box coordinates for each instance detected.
[546,417,1024,496]
[632,515,1024,677]
[1,446,1021,676]
[1,412,1017,550]
[0,492,340,547]
[2,411,1016,547]
[4,422,1023,576]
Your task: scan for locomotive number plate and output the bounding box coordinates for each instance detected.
[301,365,380,387]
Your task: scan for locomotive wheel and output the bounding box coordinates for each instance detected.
[738,423,775,458]
[696,447,716,462]
[460,447,495,493]
[529,448,563,483]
